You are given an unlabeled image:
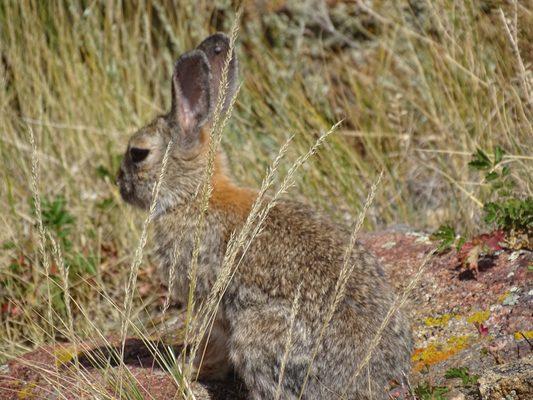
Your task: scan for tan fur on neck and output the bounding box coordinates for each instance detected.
[209,154,256,220]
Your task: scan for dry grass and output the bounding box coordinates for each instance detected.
[0,0,531,398]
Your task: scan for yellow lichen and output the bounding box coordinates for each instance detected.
[53,346,76,367]
[466,310,490,324]
[424,314,452,327]
[411,335,472,372]
[498,291,510,303]
[447,335,471,348]
[514,331,533,340]
[17,382,36,399]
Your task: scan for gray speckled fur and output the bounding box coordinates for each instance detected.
[117,33,412,399]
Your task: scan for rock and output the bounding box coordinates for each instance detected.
[445,389,467,400]
[478,356,532,400]
[360,229,532,398]
[0,338,247,400]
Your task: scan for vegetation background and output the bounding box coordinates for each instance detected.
[0,0,531,389]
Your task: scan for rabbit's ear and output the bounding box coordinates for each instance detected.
[170,50,212,149]
[197,33,238,115]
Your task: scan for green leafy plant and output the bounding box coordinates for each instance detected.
[35,195,75,250]
[484,198,532,233]
[96,197,116,211]
[431,224,465,253]
[96,153,123,181]
[469,147,531,234]
[468,147,510,192]
[445,367,479,386]
[1,241,16,250]
[70,252,98,276]
[433,147,531,252]
[32,196,98,278]
[413,381,449,400]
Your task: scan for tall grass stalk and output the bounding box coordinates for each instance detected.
[498,3,531,106]
[28,127,54,336]
[47,232,76,360]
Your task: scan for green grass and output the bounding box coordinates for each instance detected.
[0,0,531,396]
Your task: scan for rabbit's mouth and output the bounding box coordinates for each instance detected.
[117,164,165,212]
[117,167,143,208]
[119,180,134,203]
[118,177,135,204]
[119,181,149,210]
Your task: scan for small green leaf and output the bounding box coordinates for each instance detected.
[413,381,449,400]
[96,165,112,179]
[96,198,115,210]
[483,202,499,224]
[431,225,457,252]
[485,171,499,182]
[469,148,491,170]
[1,241,16,250]
[456,236,466,252]
[501,165,510,176]
[445,367,479,386]
[493,146,504,165]
[9,262,22,273]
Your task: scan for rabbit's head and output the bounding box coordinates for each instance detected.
[117,33,238,213]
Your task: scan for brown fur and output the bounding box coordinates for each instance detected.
[210,156,256,221]
[117,33,412,399]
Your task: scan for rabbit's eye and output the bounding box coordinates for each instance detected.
[130,147,150,163]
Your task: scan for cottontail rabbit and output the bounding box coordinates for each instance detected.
[117,33,412,400]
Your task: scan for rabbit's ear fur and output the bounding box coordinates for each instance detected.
[197,33,238,115]
[169,34,238,150]
[170,49,212,150]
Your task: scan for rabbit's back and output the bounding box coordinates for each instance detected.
[226,199,391,316]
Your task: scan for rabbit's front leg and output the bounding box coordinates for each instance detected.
[188,316,232,381]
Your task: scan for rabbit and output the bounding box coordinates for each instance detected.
[117,32,412,400]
